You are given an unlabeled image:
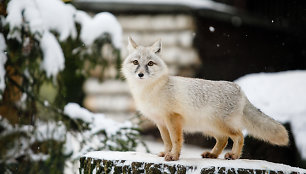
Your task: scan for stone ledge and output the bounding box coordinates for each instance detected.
[79,151,306,174]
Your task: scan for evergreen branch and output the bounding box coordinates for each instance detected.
[6,75,84,131]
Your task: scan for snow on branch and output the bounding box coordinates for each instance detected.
[6,0,77,41]
[5,0,122,78]
[5,0,76,78]
[75,11,122,49]
[40,31,65,78]
[63,103,139,159]
[64,103,134,137]
[0,116,66,163]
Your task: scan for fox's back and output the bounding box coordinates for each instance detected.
[169,76,243,113]
[164,76,245,131]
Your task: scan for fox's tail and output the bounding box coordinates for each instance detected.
[242,99,289,146]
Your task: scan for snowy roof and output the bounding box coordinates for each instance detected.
[74,0,236,14]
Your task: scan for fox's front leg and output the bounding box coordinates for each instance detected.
[164,113,183,161]
[156,124,172,157]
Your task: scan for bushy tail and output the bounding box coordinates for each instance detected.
[242,99,289,146]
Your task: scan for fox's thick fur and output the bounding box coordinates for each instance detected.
[122,37,289,161]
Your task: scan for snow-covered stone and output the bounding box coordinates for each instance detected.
[80,151,306,174]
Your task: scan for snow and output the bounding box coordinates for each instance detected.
[63,103,138,174]
[209,26,215,32]
[0,33,7,95]
[33,120,66,142]
[6,0,33,39]
[40,31,65,78]
[235,70,306,159]
[6,0,77,41]
[75,11,122,48]
[5,0,123,78]
[34,0,77,41]
[1,102,138,173]
[64,103,133,136]
[0,116,67,163]
[63,102,135,155]
[84,151,306,173]
[5,0,75,77]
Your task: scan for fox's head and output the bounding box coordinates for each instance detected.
[122,37,168,82]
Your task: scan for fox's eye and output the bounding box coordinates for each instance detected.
[147,61,154,66]
[132,60,139,65]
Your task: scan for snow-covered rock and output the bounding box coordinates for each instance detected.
[235,70,306,159]
[80,151,306,174]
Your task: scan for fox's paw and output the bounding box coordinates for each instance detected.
[164,152,179,161]
[224,152,239,160]
[158,152,166,157]
[201,152,218,159]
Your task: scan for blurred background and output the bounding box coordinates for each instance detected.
[1,0,306,173]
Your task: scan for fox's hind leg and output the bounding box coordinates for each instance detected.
[202,136,228,159]
[156,124,172,157]
[225,131,244,160]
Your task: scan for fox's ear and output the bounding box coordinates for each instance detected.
[128,36,137,53]
[151,39,161,54]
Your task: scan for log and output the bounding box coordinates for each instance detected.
[79,151,306,174]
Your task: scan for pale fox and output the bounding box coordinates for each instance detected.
[122,37,289,161]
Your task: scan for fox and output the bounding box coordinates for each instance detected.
[122,37,289,161]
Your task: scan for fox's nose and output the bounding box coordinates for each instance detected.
[138,73,144,78]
